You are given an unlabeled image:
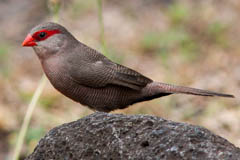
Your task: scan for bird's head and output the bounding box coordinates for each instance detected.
[22,22,76,59]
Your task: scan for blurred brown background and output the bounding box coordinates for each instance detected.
[0,0,239,159]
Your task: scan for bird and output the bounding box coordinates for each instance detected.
[22,22,234,112]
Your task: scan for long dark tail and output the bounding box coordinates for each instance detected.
[155,82,234,98]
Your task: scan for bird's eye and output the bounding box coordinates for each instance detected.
[39,32,46,38]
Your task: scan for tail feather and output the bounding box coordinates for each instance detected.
[156,82,234,98]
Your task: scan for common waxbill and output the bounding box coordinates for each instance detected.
[22,22,234,112]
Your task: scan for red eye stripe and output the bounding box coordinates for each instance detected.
[32,29,60,41]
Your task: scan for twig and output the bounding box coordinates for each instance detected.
[97,0,108,55]
[12,76,47,160]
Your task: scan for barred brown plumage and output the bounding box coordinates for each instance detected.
[22,22,234,112]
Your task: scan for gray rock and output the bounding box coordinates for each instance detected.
[26,112,240,160]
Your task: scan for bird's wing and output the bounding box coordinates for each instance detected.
[111,63,153,90]
[68,51,152,90]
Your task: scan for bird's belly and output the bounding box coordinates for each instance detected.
[48,74,141,112]
[62,82,140,112]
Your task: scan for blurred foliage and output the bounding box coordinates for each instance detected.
[48,0,61,21]
[141,28,199,63]
[103,47,124,64]
[19,91,58,109]
[0,43,11,76]
[70,0,96,18]
[0,44,9,58]
[25,127,45,146]
[0,0,239,159]
[207,22,228,47]
[167,2,190,25]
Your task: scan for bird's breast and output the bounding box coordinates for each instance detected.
[41,57,71,90]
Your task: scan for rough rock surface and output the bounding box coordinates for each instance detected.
[26,112,240,160]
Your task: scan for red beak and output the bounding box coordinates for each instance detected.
[22,34,37,47]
